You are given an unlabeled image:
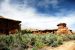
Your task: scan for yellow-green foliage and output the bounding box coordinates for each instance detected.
[0,33,75,50]
[21,29,32,34]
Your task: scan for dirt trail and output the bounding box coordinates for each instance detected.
[28,41,75,50]
[53,41,75,50]
[39,41,75,50]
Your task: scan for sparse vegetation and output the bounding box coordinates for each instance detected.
[0,33,75,50]
[21,29,32,34]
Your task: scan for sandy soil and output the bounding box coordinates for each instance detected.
[35,41,75,50]
[53,41,75,50]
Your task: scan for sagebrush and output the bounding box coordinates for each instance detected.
[0,33,75,50]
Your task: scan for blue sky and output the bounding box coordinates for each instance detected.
[0,0,75,31]
[10,0,75,16]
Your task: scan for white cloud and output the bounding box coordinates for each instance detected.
[37,0,59,8]
[0,0,75,31]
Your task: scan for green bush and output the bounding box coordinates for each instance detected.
[21,29,32,34]
[0,33,75,50]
